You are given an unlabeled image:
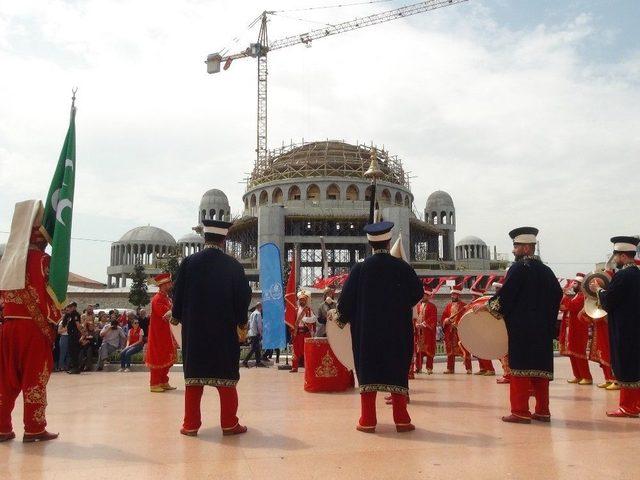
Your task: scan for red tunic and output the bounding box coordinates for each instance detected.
[146,291,176,369]
[441,300,466,357]
[415,301,437,357]
[586,313,611,368]
[563,293,588,359]
[0,248,61,434]
[558,294,571,355]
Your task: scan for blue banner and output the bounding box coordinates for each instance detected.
[259,243,286,350]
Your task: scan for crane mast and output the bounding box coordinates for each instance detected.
[206,0,468,173]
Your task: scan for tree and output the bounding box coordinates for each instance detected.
[129,262,150,307]
[157,250,181,278]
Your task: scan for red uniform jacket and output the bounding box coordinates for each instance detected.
[1,248,60,343]
[145,291,177,369]
[415,301,437,357]
[441,301,466,357]
[563,293,588,359]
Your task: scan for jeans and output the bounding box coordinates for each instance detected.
[120,343,143,368]
[57,335,69,370]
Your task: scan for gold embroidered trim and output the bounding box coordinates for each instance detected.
[185,378,239,387]
[510,369,553,380]
[487,297,503,320]
[618,381,640,389]
[359,383,409,396]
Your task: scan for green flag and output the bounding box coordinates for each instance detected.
[42,103,76,308]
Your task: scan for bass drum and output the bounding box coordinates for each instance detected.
[326,310,356,374]
[457,297,508,360]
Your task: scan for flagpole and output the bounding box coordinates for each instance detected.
[71,87,78,119]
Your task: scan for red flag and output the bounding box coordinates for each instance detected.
[284,260,297,331]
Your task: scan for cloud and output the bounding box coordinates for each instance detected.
[1,0,638,281]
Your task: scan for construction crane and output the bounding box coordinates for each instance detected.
[205,0,468,173]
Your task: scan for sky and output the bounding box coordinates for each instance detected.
[0,0,639,283]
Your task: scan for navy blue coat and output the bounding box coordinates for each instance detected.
[598,264,640,387]
[172,246,252,387]
[337,252,423,395]
[488,257,562,379]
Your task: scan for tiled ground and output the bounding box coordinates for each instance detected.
[3,358,639,480]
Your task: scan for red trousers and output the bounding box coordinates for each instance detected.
[0,320,53,435]
[359,392,410,427]
[619,388,640,416]
[478,359,495,372]
[447,355,472,372]
[569,356,592,380]
[509,376,550,419]
[292,332,311,369]
[600,364,614,382]
[150,366,171,387]
[183,385,239,432]
[415,353,433,372]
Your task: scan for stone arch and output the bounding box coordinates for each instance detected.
[259,190,268,206]
[307,184,320,200]
[244,197,249,210]
[440,211,447,225]
[288,185,301,200]
[404,195,410,207]
[201,209,206,221]
[365,185,373,201]
[346,184,359,201]
[326,183,340,200]
[394,192,403,205]
[272,187,283,204]
[209,209,216,220]
[450,211,455,224]
[381,189,391,203]
[250,194,256,208]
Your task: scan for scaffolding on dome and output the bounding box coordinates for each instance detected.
[247,140,411,189]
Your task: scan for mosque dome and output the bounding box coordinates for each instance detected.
[117,226,176,246]
[200,189,230,222]
[426,190,454,209]
[456,235,487,247]
[177,232,204,244]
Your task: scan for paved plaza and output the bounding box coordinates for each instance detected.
[3,358,639,480]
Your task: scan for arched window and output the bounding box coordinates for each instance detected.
[201,209,206,221]
[272,187,283,204]
[209,209,215,220]
[244,198,249,210]
[395,192,403,205]
[288,185,301,200]
[381,189,391,203]
[450,212,455,224]
[259,190,268,205]
[346,184,359,201]
[441,211,447,225]
[326,184,340,200]
[250,194,256,208]
[365,185,373,201]
[307,184,320,200]
[404,195,410,207]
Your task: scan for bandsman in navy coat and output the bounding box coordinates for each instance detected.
[171,219,252,437]
[337,221,423,433]
[476,227,562,424]
[592,236,640,418]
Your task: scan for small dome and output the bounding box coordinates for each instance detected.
[118,226,176,245]
[200,189,229,209]
[426,190,454,209]
[456,235,487,247]
[177,233,204,244]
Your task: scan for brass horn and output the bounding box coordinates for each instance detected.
[582,271,611,319]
